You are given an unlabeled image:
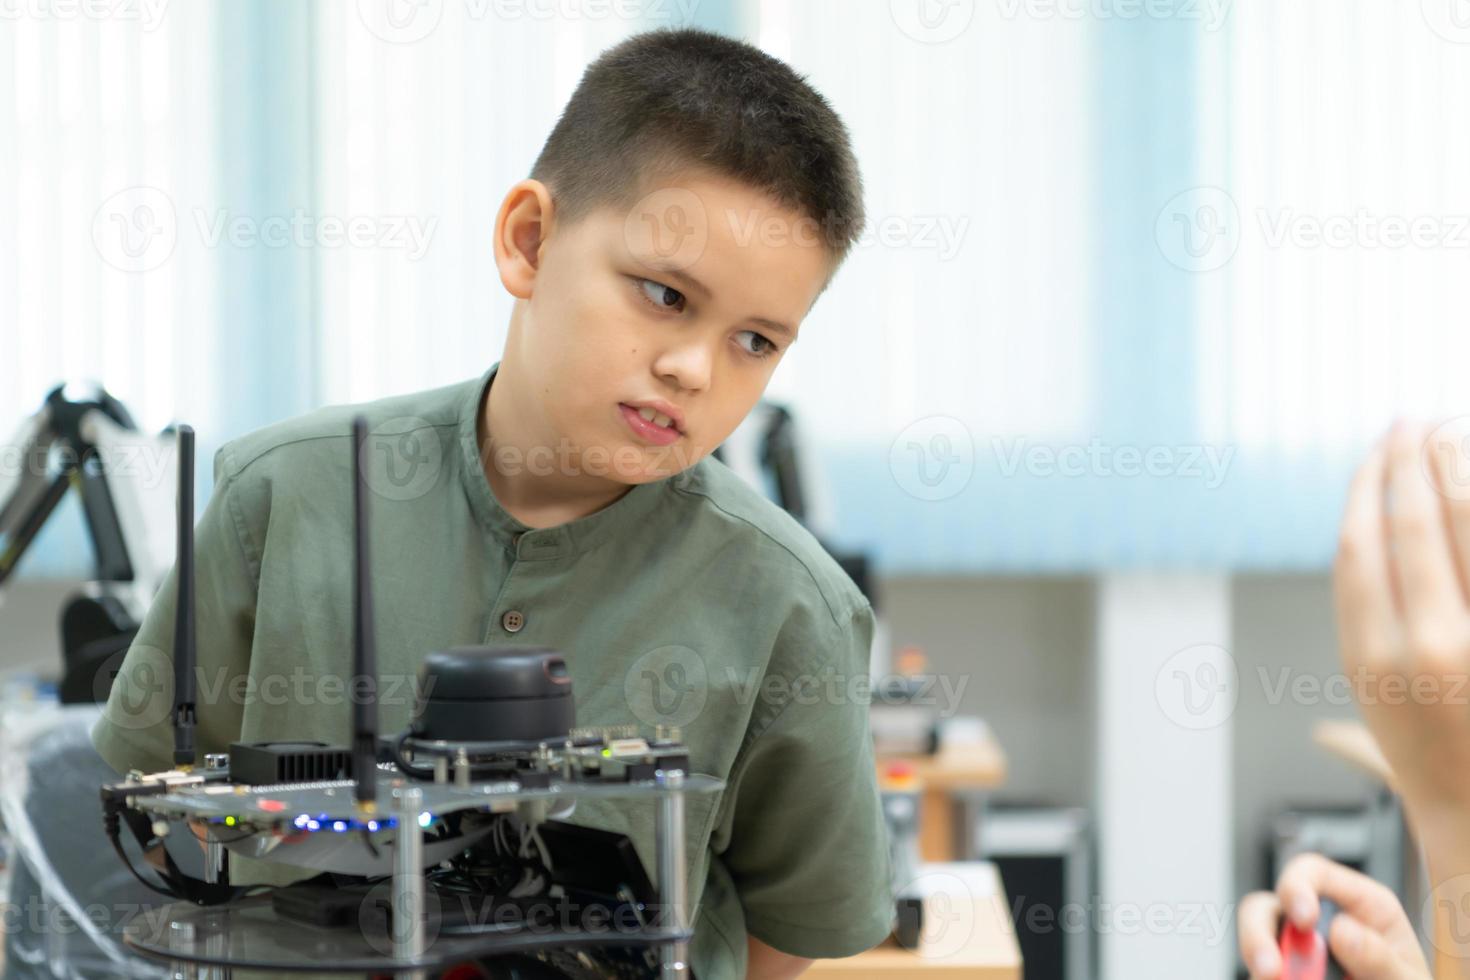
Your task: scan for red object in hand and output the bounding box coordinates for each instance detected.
[1278,898,1346,980]
[1279,921,1328,980]
[1279,897,1346,980]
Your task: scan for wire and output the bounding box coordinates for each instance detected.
[389,730,439,781]
[105,808,180,901]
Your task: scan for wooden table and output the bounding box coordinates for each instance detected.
[809,862,1022,979]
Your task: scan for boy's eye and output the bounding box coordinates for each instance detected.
[638,278,685,312]
[736,330,778,358]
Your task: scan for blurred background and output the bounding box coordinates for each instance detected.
[3,1,1470,978]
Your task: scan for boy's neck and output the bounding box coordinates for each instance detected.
[479,360,634,529]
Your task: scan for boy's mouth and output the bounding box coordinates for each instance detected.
[618,403,683,447]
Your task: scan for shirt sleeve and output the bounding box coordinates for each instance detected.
[91,443,258,775]
[714,598,896,959]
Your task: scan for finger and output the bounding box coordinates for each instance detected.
[1276,853,1409,937]
[1335,434,1396,672]
[1238,891,1283,978]
[1328,912,1423,980]
[1386,420,1469,644]
[1425,418,1470,607]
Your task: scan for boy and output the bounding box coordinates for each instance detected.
[93,27,894,980]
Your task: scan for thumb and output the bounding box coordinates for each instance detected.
[1328,913,1427,980]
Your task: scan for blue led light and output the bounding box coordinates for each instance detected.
[306,820,321,832]
[417,811,432,828]
[332,820,347,833]
[293,814,309,829]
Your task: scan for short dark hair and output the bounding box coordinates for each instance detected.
[531,28,865,270]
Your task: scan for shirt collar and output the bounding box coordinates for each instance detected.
[456,361,671,558]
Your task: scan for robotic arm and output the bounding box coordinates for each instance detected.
[0,382,178,700]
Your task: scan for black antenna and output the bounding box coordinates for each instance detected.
[351,416,378,809]
[171,425,197,768]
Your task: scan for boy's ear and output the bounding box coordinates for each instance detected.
[493,179,556,300]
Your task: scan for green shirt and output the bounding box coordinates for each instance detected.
[93,362,894,979]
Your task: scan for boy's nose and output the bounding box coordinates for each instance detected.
[652,340,713,395]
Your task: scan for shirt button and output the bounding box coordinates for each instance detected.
[501,610,525,633]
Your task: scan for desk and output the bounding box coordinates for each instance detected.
[809,862,1021,979]
[879,739,1008,861]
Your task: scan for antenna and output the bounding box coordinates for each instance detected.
[171,425,197,768]
[351,416,379,809]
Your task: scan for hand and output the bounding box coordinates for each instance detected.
[1334,420,1470,838]
[1238,853,1430,980]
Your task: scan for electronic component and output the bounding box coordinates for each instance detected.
[226,741,353,785]
[403,646,575,744]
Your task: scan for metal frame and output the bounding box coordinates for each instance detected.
[120,767,712,979]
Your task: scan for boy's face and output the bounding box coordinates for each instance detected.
[496,168,833,484]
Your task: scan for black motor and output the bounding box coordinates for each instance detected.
[407,646,574,744]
